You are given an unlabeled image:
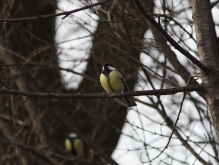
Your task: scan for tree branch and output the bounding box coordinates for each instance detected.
[0,0,112,22]
[192,0,219,141]
[0,85,205,99]
[0,137,107,165]
[133,0,208,72]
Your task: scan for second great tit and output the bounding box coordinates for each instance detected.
[65,133,83,156]
[100,63,137,107]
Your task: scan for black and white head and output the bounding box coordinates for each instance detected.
[102,63,116,75]
[68,133,77,140]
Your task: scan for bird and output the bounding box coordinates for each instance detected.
[100,63,137,107]
[65,133,83,156]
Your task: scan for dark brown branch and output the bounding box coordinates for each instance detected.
[0,64,96,83]
[0,85,206,99]
[211,0,219,8]
[0,137,107,165]
[0,0,112,23]
[152,14,196,42]
[133,0,208,72]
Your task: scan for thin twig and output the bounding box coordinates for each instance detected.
[133,0,208,72]
[192,135,208,165]
[141,90,187,163]
[0,0,112,23]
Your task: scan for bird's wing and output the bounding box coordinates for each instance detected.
[115,71,130,92]
[74,138,83,155]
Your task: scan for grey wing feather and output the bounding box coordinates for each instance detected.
[121,76,137,107]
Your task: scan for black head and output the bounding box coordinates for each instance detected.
[68,133,77,155]
[68,133,77,141]
[102,63,116,75]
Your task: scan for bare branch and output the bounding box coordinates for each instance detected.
[0,85,205,99]
[0,137,108,165]
[141,91,187,163]
[0,0,112,23]
[133,0,208,72]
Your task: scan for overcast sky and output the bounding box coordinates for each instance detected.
[55,1,219,164]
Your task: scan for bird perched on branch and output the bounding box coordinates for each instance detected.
[100,63,137,107]
[65,133,83,156]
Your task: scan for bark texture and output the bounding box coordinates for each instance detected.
[0,0,155,164]
[0,0,61,164]
[192,0,219,140]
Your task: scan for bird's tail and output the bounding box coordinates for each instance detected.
[123,97,137,107]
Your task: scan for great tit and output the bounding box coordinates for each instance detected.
[65,133,83,156]
[100,63,137,107]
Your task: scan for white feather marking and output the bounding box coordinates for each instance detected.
[69,133,77,138]
[108,66,116,70]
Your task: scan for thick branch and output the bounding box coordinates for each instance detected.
[0,85,205,99]
[133,0,208,72]
[0,42,59,163]
[192,0,219,141]
[147,22,191,80]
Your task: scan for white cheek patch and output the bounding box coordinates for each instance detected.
[69,133,77,138]
[108,66,116,70]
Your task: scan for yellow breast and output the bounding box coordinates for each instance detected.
[100,73,112,93]
[100,71,124,93]
[74,138,83,156]
[65,139,72,152]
